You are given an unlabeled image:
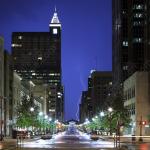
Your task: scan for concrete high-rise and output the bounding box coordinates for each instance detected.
[112,0,150,89]
[12,9,64,121]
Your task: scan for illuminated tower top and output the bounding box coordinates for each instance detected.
[49,7,61,27]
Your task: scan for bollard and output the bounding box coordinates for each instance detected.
[132,135,136,142]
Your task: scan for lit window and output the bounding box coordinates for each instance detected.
[38,57,42,60]
[133,4,144,10]
[133,21,142,26]
[123,41,128,47]
[53,28,58,34]
[18,36,22,40]
[134,13,143,18]
[11,44,22,47]
[49,109,55,112]
[133,38,142,43]
[123,66,128,70]
[109,82,112,85]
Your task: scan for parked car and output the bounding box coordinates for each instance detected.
[41,134,52,140]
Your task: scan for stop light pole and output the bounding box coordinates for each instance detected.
[139,115,146,142]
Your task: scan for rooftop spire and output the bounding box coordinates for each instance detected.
[55,5,57,12]
[51,6,60,24]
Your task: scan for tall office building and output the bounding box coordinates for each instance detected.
[12,9,63,120]
[112,0,150,89]
[79,71,112,122]
[90,71,112,114]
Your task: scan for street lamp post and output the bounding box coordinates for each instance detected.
[108,107,113,136]
[99,112,104,135]
[44,115,48,134]
[139,116,145,142]
[30,107,34,135]
[38,112,43,133]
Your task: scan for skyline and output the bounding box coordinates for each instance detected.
[0,0,112,120]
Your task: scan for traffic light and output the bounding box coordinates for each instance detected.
[142,121,146,125]
[140,121,146,125]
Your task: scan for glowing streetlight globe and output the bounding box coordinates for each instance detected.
[45,115,48,119]
[108,107,113,112]
[30,107,34,112]
[100,112,105,117]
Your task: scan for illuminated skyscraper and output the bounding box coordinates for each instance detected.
[12,9,64,120]
[112,0,150,89]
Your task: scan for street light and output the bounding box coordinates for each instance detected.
[108,107,113,112]
[49,117,52,122]
[100,112,105,117]
[95,116,98,119]
[30,107,34,135]
[38,112,43,133]
[44,115,48,119]
[39,112,43,116]
[30,107,34,112]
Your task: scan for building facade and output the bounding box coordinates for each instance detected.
[112,0,150,90]
[90,71,112,115]
[12,72,43,129]
[124,72,150,136]
[79,71,112,122]
[79,91,92,123]
[12,10,64,121]
[0,37,4,137]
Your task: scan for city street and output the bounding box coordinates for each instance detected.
[1,134,150,150]
[1,124,150,150]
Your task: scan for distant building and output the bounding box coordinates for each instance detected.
[90,71,112,115]
[112,0,150,91]
[79,91,92,123]
[79,71,112,122]
[12,9,64,121]
[124,72,150,136]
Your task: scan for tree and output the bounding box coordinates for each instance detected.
[111,93,131,135]
[16,94,40,130]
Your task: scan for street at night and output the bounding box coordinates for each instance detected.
[1,0,150,150]
[1,123,150,150]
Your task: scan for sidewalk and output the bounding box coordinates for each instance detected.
[99,135,150,144]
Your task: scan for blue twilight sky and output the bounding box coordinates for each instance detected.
[0,0,112,121]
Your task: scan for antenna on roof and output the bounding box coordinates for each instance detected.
[55,5,57,12]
